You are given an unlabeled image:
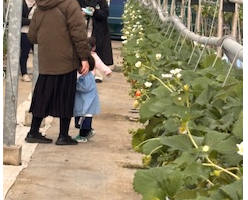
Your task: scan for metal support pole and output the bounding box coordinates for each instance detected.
[195,0,202,34]
[32,44,39,90]
[217,0,223,57]
[3,0,22,145]
[187,0,192,30]
[231,3,239,39]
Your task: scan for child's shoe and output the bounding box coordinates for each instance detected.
[86,130,96,139]
[73,134,88,143]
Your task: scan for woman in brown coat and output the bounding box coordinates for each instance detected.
[25,0,91,145]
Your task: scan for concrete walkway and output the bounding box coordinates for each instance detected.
[3,41,143,200]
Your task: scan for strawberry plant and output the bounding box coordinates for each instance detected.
[122,0,243,200]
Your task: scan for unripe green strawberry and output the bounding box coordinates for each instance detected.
[133,100,139,108]
[183,84,189,92]
[142,155,152,167]
[213,170,221,177]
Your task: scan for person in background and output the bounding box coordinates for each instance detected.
[78,0,114,82]
[90,36,112,81]
[25,0,91,145]
[73,55,99,142]
[20,0,36,82]
[74,36,112,130]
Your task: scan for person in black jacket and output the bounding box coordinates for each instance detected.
[77,0,113,67]
[20,0,36,82]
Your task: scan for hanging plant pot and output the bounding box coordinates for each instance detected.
[191,0,199,5]
[223,1,235,12]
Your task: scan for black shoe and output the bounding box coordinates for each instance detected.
[95,78,102,83]
[55,136,78,145]
[25,132,53,143]
[75,124,80,129]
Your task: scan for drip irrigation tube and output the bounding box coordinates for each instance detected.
[140,0,243,63]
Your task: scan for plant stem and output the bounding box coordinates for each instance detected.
[174,77,182,87]
[200,175,214,186]
[186,124,198,149]
[226,167,240,172]
[164,61,179,68]
[166,80,176,91]
[136,138,160,149]
[144,93,150,99]
[142,64,155,72]
[149,145,163,155]
[185,93,190,107]
[152,75,174,93]
[203,156,240,180]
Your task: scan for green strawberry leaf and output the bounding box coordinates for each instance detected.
[133,166,184,199]
[232,110,243,140]
[160,135,194,151]
[212,136,243,165]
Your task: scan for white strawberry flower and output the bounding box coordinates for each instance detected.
[170,68,182,75]
[156,54,162,60]
[144,82,152,88]
[236,142,243,156]
[176,73,182,78]
[135,53,140,58]
[162,74,172,78]
[135,61,141,68]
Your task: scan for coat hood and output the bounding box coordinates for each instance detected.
[36,0,65,10]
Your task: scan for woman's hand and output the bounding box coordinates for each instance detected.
[82,7,94,16]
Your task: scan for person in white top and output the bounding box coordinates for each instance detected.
[20,0,36,82]
[89,36,112,82]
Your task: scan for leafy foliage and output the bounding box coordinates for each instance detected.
[122,0,243,199]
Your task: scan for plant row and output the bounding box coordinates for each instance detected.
[121,0,243,200]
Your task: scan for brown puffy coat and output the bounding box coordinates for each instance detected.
[28,0,91,75]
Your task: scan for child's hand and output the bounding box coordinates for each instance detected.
[106,73,112,77]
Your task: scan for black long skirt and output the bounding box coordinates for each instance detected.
[29,70,77,118]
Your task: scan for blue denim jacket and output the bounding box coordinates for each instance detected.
[73,72,100,116]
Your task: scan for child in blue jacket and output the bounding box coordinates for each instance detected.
[73,54,99,142]
[73,37,112,142]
